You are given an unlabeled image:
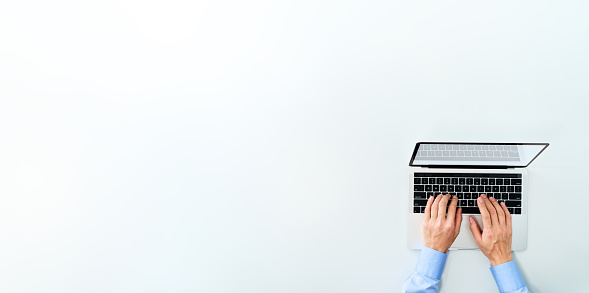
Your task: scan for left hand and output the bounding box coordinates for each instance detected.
[422,194,463,253]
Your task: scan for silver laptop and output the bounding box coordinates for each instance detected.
[407,142,549,251]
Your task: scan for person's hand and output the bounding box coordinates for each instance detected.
[469,194,513,266]
[422,194,462,253]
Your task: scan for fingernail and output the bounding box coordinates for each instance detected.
[489,197,495,201]
[477,197,483,203]
[481,194,487,198]
[500,201,505,206]
[453,195,457,199]
[429,196,433,200]
[469,217,474,223]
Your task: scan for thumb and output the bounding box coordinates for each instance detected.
[454,207,463,236]
[469,216,482,244]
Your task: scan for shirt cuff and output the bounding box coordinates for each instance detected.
[490,260,527,293]
[415,246,447,280]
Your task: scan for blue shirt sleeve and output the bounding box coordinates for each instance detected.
[402,247,447,293]
[489,260,530,293]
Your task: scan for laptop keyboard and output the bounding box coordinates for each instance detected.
[413,173,522,215]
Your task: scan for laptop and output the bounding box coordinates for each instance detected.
[407,142,549,251]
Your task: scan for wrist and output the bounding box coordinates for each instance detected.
[489,253,513,267]
[425,243,448,254]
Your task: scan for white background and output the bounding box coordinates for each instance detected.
[1,1,588,292]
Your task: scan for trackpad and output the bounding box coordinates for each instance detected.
[450,215,482,249]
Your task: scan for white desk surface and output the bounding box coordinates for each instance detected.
[1,1,588,292]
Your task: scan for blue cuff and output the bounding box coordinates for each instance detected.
[490,260,527,293]
[415,246,447,280]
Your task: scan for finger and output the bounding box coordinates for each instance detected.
[477,194,492,229]
[489,197,505,225]
[454,207,462,236]
[500,201,512,231]
[482,194,499,226]
[446,195,458,224]
[437,194,451,220]
[424,196,434,222]
[469,216,483,245]
[431,194,443,220]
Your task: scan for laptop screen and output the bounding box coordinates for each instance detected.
[409,142,549,168]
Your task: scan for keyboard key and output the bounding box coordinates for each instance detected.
[440,185,447,192]
[429,178,435,184]
[505,201,522,207]
[455,185,462,192]
[477,186,484,192]
[414,207,421,213]
[414,192,427,199]
[437,178,443,184]
[433,185,440,192]
[509,193,522,200]
[492,186,499,192]
[511,179,522,185]
[448,186,454,192]
[460,200,468,207]
[500,186,506,192]
[414,185,424,191]
[489,179,495,185]
[496,179,503,185]
[485,186,492,192]
[515,186,522,192]
[461,207,480,214]
[468,200,476,206]
[414,199,428,206]
[421,207,426,213]
[444,178,450,184]
[463,193,471,199]
[414,178,421,184]
[452,178,458,184]
[466,178,473,185]
[481,179,488,185]
[427,192,434,197]
[508,208,514,214]
[474,178,480,185]
[514,208,521,214]
[459,178,465,185]
[425,185,432,191]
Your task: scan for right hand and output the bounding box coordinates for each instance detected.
[469,194,513,266]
